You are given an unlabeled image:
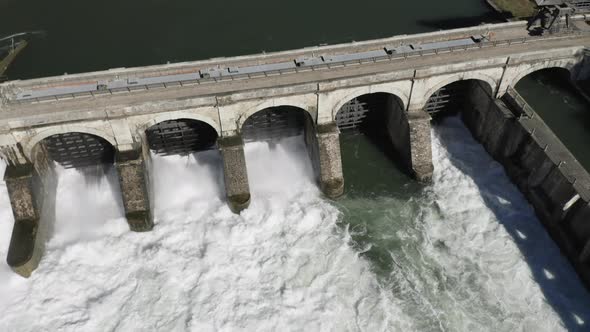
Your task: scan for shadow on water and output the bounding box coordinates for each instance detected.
[336,121,425,276]
[337,104,424,200]
[416,12,505,30]
[434,116,590,332]
[516,69,590,172]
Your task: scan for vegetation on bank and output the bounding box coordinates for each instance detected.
[489,0,537,19]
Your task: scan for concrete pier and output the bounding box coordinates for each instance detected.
[219,136,251,213]
[383,95,433,182]
[407,112,434,181]
[4,142,56,277]
[312,123,344,198]
[116,148,153,231]
[0,20,588,278]
[4,164,42,277]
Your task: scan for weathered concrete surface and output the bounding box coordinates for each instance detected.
[465,81,590,289]
[116,148,153,231]
[4,164,41,277]
[385,95,413,178]
[0,20,586,279]
[0,24,588,166]
[219,136,250,213]
[313,123,344,198]
[407,112,434,181]
[4,141,57,278]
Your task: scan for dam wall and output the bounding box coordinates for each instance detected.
[463,81,590,287]
[4,144,56,277]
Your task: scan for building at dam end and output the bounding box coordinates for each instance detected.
[0,18,589,279]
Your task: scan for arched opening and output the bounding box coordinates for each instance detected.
[514,67,572,91]
[424,79,493,121]
[424,79,495,156]
[515,68,590,170]
[145,119,218,155]
[240,106,317,194]
[335,92,418,195]
[29,131,120,244]
[511,67,574,92]
[35,132,115,169]
[241,106,311,143]
[145,118,223,211]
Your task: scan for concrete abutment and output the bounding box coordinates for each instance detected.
[0,27,587,278]
[464,81,590,289]
[5,164,43,277]
[4,143,56,277]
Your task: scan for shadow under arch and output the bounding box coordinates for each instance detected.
[420,73,499,112]
[145,118,219,156]
[424,78,494,120]
[33,131,116,169]
[335,92,418,194]
[27,131,122,256]
[240,105,314,143]
[509,65,576,94]
[514,67,573,91]
[23,126,117,163]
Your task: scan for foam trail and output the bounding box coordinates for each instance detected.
[2,123,589,331]
[0,136,410,331]
[377,116,590,331]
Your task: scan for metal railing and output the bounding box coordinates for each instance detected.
[7,29,589,105]
[505,86,537,119]
[504,86,590,197]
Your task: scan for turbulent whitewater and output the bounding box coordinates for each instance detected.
[0,118,589,331]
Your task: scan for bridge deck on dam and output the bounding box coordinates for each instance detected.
[0,20,589,126]
[1,17,590,279]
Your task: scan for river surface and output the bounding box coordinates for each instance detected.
[0,0,495,79]
[1,0,590,331]
[516,70,590,171]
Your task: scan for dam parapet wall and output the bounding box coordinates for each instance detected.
[464,81,590,287]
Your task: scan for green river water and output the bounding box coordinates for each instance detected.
[1,0,590,331]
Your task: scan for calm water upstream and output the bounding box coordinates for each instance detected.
[0,0,495,79]
[1,1,590,331]
[516,70,590,171]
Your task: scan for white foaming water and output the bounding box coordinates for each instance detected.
[381,116,590,331]
[0,123,589,331]
[0,136,410,331]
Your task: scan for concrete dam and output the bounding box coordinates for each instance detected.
[1,17,590,287]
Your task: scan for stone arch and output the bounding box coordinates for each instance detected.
[236,98,316,130]
[139,111,221,136]
[504,61,576,95]
[331,85,409,122]
[419,72,497,111]
[143,116,220,156]
[240,105,313,142]
[333,90,429,179]
[23,125,117,162]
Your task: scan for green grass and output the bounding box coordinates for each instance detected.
[492,0,537,19]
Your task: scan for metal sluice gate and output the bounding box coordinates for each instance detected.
[44,133,114,169]
[424,83,468,116]
[241,107,306,142]
[146,120,218,156]
[336,95,389,131]
[336,98,371,130]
